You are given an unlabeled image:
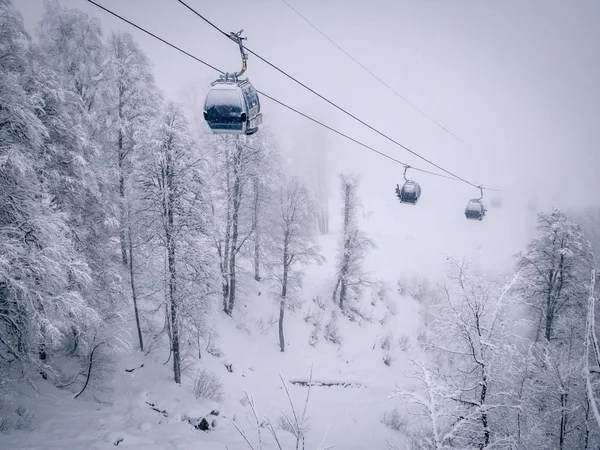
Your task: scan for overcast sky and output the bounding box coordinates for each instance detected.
[16,0,600,278]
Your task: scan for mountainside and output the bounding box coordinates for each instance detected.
[2,233,425,450]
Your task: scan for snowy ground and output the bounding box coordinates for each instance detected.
[2,234,426,450]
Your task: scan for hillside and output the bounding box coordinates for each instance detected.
[1,233,425,450]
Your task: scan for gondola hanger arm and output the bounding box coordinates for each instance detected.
[228,29,248,79]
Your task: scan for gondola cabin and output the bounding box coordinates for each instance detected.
[203,78,262,135]
[465,199,486,221]
[397,181,421,205]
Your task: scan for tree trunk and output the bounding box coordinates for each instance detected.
[544,253,565,342]
[253,176,261,282]
[279,298,285,352]
[222,147,232,313]
[168,233,180,384]
[584,398,590,450]
[480,373,489,449]
[128,215,143,351]
[534,308,544,343]
[545,302,555,342]
[227,140,243,314]
[559,392,567,450]
[316,165,329,234]
[335,234,352,309]
[331,276,341,305]
[118,127,128,267]
[163,139,180,384]
[339,277,348,309]
[117,85,128,267]
[39,331,47,380]
[333,182,352,308]
[339,183,352,308]
[280,235,290,352]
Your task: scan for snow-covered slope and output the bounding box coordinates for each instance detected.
[2,233,426,450]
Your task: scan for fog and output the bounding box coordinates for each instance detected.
[18,0,600,278]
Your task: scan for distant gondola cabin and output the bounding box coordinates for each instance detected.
[397,181,421,205]
[465,199,486,220]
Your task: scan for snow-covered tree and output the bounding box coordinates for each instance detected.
[392,260,522,449]
[509,210,598,449]
[221,137,252,315]
[247,127,281,283]
[0,0,101,381]
[136,102,212,383]
[265,177,322,352]
[584,271,600,437]
[516,208,594,342]
[332,174,374,310]
[572,206,600,266]
[104,31,159,268]
[36,0,105,114]
[205,134,272,315]
[35,3,140,351]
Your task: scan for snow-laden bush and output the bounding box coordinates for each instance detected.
[324,310,342,345]
[312,295,326,310]
[305,308,324,347]
[194,369,224,402]
[398,335,411,352]
[383,352,394,367]
[0,406,36,432]
[397,275,438,303]
[381,408,406,432]
[380,331,394,351]
[0,416,8,433]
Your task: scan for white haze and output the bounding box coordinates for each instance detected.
[19,0,600,278]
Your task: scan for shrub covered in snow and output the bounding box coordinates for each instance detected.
[380,331,394,351]
[194,369,224,402]
[381,408,406,432]
[324,310,342,345]
[305,307,324,347]
[397,335,411,352]
[312,295,326,310]
[383,352,394,366]
[397,274,439,303]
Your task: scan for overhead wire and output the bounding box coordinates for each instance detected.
[85,0,458,182]
[175,0,501,192]
[278,0,470,148]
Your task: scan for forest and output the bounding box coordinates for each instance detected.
[1,1,600,449]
